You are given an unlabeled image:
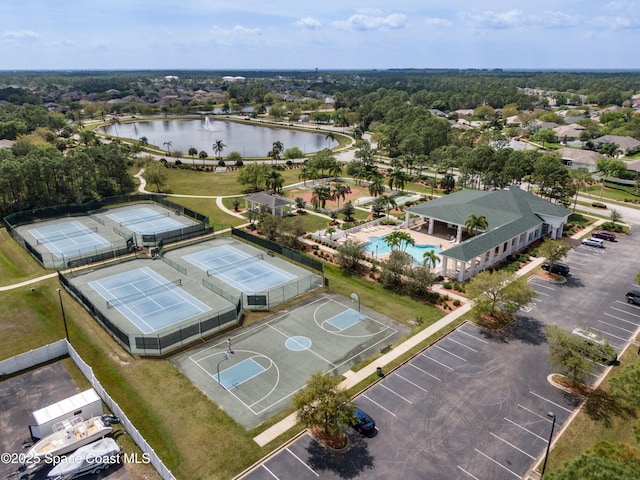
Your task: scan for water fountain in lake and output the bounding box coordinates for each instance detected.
[203,116,216,132]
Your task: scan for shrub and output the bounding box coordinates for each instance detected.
[443,281,452,289]
[453,299,461,307]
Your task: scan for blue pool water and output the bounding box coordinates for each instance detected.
[364,235,440,265]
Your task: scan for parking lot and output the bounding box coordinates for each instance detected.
[239,231,640,480]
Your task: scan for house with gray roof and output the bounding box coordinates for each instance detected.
[405,187,570,281]
[556,147,602,172]
[593,135,640,156]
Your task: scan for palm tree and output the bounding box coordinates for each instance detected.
[139,136,149,148]
[325,131,336,146]
[465,213,488,236]
[265,170,284,193]
[188,147,198,166]
[213,139,226,160]
[388,168,407,192]
[270,141,284,164]
[109,116,121,138]
[311,185,330,209]
[379,195,397,220]
[368,174,385,197]
[331,183,349,208]
[198,150,208,166]
[422,249,440,268]
[384,231,414,252]
[163,141,172,155]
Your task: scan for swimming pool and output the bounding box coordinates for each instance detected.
[364,235,440,265]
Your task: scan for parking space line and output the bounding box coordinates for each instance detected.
[532,290,550,297]
[457,466,481,479]
[408,362,441,381]
[517,404,554,423]
[262,464,280,479]
[362,394,397,417]
[590,326,628,342]
[504,418,548,442]
[597,319,634,333]
[421,353,455,370]
[446,337,478,352]
[612,303,640,315]
[396,373,429,393]
[474,448,521,478]
[529,282,556,291]
[606,311,640,325]
[529,391,572,413]
[434,344,467,361]
[379,383,413,403]
[490,432,536,460]
[285,448,319,477]
[457,328,489,344]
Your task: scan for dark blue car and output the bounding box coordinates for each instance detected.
[351,408,375,434]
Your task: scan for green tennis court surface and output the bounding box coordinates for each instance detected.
[170,292,410,430]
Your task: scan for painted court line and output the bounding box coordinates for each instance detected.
[395,373,429,393]
[379,383,412,404]
[267,324,337,367]
[433,344,467,361]
[457,466,480,479]
[285,448,319,477]
[528,391,572,413]
[362,394,396,417]
[504,417,548,442]
[474,449,521,478]
[445,337,478,352]
[408,362,441,381]
[490,432,536,460]
[457,328,489,344]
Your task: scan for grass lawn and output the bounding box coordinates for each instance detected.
[0,228,46,285]
[544,346,640,475]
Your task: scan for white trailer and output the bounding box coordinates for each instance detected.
[29,389,103,439]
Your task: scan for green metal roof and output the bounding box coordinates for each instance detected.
[406,187,570,262]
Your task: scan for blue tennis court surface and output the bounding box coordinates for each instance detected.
[89,267,211,334]
[325,309,366,331]
[106,207,182,233]
[183,245,295,293]
[214,358,266,389]
[28,221,110,258]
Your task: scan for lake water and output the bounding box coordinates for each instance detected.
[99,118,337,158]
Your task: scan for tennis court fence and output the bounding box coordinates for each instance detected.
[59,272,241,356]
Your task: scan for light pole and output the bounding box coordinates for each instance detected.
[350,293,360,313]
[541,412,556,478]
[217,352,230,389]
[56,288,70,342]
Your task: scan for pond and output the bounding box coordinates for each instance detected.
[99,118,338,158]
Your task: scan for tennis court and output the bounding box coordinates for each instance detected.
[89,266,212,334]
[171,292,410,429]
[183,244,295,293]
[28,220,111,257]
[107,206,183,233]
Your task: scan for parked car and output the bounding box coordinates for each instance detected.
[626,291,640,306]
[541,262,570,276]
[581,237,605,248]
[350,407,375,434]
[592,230,616,241]
[571,327,618,365]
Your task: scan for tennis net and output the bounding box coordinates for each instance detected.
[206,253,264,277]
[119,212,171,227]
[36,227,98,244]
[106,278,182,308]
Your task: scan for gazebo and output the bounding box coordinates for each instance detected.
[244,192,294,217]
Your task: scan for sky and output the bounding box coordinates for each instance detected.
[1,1,639,71]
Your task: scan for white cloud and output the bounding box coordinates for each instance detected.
[208,25,262,46]
[596,15,640,30]
[461,10,524,29]
[2,30,42,45]
[424,17,453,28]
[532,11,579,28]
[295,17,321,30]
[332,13,408,31]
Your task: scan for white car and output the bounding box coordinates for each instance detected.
[581,237,604,248]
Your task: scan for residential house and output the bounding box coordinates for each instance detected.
[593,135,640,156]
[556,148,602,172]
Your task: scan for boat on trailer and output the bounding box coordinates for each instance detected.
[46,437,121,479]
[26,415,115,460]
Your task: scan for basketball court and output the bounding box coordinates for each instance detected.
[170,292,410,430]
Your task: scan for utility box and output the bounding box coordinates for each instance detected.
[29,388,103,439]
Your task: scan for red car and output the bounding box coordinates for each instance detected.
[592,230,616,241]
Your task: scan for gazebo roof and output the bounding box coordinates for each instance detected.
[246,191,294,208]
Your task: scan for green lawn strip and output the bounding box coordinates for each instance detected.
[545,347,640,475]
[581,184,640,204]
[168,197,246,228]
[0,228,47,285]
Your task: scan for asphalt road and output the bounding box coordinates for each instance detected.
[239,219,640,480]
